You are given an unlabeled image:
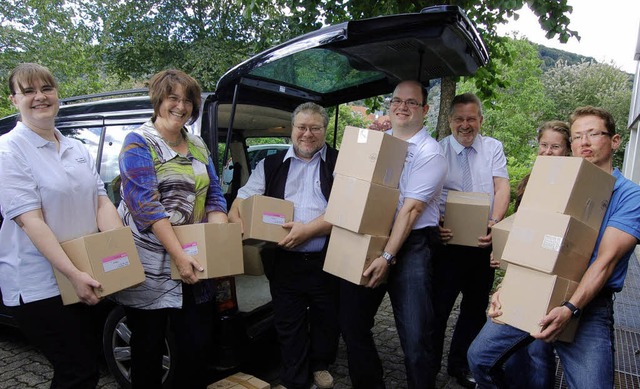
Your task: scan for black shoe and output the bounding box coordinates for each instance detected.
[449,369,476,389]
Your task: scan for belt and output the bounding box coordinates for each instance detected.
[412,225,441,246]
[598,287,615,300]
[277,249,325,261]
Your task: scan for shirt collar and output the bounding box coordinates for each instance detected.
[16,121,71,150]
[450,133,481,154]
[386,127,428,145]
[284,143,327,163]
[140,119,190,160]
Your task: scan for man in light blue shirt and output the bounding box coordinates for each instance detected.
[430,93,510,388]
[228,102,339,389]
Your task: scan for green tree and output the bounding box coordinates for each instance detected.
[542,61,632,167]
[0,0,134,117]
[326,104,372,148]
[456,37,553,207]
[97,0,277,89]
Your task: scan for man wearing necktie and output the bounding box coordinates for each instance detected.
[429,93,510,388]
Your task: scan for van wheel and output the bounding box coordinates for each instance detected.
[102,305,175,388]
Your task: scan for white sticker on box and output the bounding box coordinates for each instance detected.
[181,242,199,256]
[357,128,368,143]
[102,252,130,273]
[542,235,562,252]
[383,168,394,186]
[263,212,286,225]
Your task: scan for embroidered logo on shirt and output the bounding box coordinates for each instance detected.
[76,157,87,163]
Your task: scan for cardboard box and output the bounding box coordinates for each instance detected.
[207,372,270,389]
[242,245,264,276]
[325,174,399,236]
[502,209,597,282]
[499,264,580,342]
[170,223,243,280]
[239,195,294,244]
[491,214,516,270]
[323,226,389,285]
[443,191,491,247]
[519,156,615,231]
[334,126,408,188]
[55,227,145,305]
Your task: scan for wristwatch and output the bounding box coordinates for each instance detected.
[382,251,396,266]
[561,301,581,318]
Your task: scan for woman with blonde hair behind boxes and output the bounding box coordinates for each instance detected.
[0,62,123,388]
[115,69,228,388]
[513,120,572,209]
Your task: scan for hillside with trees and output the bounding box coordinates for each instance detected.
[537,44,598,71]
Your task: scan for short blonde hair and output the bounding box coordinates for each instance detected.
[9,63,58,96]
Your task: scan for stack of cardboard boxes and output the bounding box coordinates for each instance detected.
[495,156,615,341]
[323,126,408,285]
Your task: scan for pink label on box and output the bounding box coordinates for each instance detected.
[263,212,286,225]
[181,242,199,256]
[101,252,130,273]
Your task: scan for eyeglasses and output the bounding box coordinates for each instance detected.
[294,125,324,134]
[15,86,56,97]
[451,116,479,125]
[390,98,423,109]
[167,95,193,106]
[538,143,564,151]
[571,131,611,142]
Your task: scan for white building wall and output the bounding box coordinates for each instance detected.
[622,24,640,182]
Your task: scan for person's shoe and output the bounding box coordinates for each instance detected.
[313,370,334,388]
[449,369,476,389]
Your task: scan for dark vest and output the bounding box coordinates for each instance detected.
[263,145,338,201]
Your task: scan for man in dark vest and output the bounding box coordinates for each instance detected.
[228,102,339,389]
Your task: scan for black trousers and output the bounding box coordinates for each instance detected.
[339,280,387,389]
[265,248,340,389]
[430,244,495,376]
[124,284,215,389]
[339,227,440,389]
[10,296,100,389]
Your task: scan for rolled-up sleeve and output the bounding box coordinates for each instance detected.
[205,157,227,214]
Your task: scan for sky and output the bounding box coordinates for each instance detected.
[497,0,640,73]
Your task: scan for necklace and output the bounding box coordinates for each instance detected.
[163,135,184,147]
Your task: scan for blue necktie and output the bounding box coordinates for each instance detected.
[459,147,473,192]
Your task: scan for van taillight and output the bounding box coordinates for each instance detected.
[215,277,238,314]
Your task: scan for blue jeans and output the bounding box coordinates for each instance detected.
[468,293,615,389]
[387,227,437,389]
[504,340,555,389]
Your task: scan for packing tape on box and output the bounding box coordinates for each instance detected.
[383,168,394,187]
[582,198,593,223]
[453,193,483,201]
[546,158,563,184]
[227,375,262,389]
